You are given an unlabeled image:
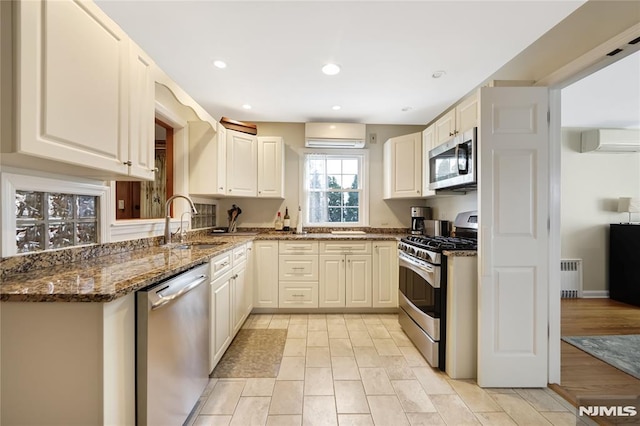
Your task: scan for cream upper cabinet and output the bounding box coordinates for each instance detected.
[189,121,226,196]
[10,0,156,180]
[434,91,479,146]
[422,125,436,198]
[128,41,156,180]
[372,242,399,308]
[226,129,258,197]
[383,132,422,199]
[257,136,284,198]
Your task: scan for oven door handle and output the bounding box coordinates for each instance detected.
[399,251,436,275]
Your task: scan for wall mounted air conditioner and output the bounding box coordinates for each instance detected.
[305,123,366,148]
[581,129,640,153]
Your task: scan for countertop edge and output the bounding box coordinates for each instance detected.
[1,234,405,302]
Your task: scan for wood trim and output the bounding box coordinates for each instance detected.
[155,118,174,217]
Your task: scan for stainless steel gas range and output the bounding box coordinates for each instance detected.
[397,211,478,370]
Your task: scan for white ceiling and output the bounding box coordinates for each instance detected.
[95,1,584,125]
[562,50,640,129]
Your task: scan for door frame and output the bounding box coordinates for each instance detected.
[537,23,640,384]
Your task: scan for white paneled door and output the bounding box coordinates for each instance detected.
[478,87,549,387]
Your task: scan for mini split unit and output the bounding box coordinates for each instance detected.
[581,129,640,153]
[305,122,366,148]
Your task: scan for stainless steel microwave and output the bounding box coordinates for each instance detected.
[428,127,477,191]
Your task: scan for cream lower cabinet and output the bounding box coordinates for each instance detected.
[207,246,233,372]
[231,244,251,335]
[319,242,372,308]
[279,241,319,308]
[372,242,399,308]
[253,241,279,308]
[1,295,136,425]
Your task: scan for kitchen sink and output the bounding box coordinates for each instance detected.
[172,242,225,250]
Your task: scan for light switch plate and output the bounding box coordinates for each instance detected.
[118,199,125,210]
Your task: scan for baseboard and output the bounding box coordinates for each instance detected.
[582,290,609,298]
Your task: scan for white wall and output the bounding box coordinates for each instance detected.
[561,128,640,292]
[217,122,425,229]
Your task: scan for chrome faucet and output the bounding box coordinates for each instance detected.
[164,194,198,245]
[179,211,192,243]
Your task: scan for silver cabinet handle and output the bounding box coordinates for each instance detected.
[292,294,304,298]
[292,267,305,270]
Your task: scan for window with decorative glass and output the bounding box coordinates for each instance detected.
[302,152,368,226]
[15,191,99,253]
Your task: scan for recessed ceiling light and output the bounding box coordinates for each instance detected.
[401,107,413,112]
[332,105,341,111]
[322,63,341,76]
[242,104,252,110]
[213,60,227,69]
[432,70,446,79]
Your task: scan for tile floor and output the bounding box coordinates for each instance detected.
[187,314,592,426]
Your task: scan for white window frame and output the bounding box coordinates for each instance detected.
[299,149,369,227]
[1,172,110,257]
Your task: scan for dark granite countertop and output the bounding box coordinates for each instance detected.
[0,232,405,302]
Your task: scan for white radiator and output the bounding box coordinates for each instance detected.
[560,259,583,298]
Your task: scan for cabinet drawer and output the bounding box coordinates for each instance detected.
[279,282,318,308]
[320,241,372,254]
[279,241,319,254]
[233,244,247,265]
[210,251,233,281]
[279,255,319,281]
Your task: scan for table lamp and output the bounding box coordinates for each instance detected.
[618,197,640,223]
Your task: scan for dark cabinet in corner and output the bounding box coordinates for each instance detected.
[609,224,640,307]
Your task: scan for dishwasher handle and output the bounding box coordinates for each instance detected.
[151,274,208,310]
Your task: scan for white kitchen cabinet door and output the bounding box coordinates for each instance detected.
[478,86,549,387]
[244,242,254,316]
[226,130,257,197]
[319,255,346,308]
[189,121,226,196]
[421,125,436,198]
[279,255,319,281]
[345,255,372,308]
[128,41,156,180]
[372,242,399,308]
[383,132,422,199]
[257,136,284,198]
[210,271,232,372]
[434,109,456,145]
[15,0,129,176]
[279,282,319,308]
[253,241,279,308]
[455,91,479,135]
[231,264,247,335]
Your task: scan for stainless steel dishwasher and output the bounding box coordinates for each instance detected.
[136,263,209,426]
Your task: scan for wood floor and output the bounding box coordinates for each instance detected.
[551,298,640,413]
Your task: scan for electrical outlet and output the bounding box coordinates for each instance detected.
[369,133,377,144]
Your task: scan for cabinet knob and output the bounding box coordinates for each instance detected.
[152,167,159,172]
[123,161,132,166]
[258,191,262,194]
[229,189,232,192]
[219,187,224,190]
[449,132,454,137]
